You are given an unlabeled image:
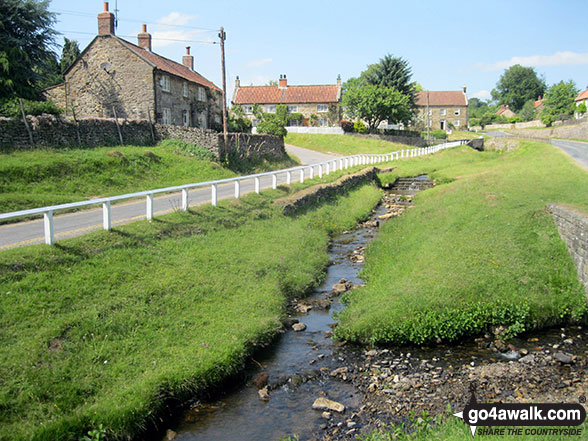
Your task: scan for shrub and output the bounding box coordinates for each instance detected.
[228,115,252,133]
[0,98,62,117]
[157,139,216,161]
[353,120,367,133]
[256,118,287,136]
[340,120,354,132]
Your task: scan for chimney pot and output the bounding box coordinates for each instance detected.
[235,75,240,88]
[279,74,287,89]
[182,47,194,71]
[137,24,152,51]
[98,2,115,35]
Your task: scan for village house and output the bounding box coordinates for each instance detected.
[534,96,544,115]
[415,89,468,130]
[231,75,342,127]
[496,104,516,118]
[575,87,588,119]
[44,2,221,129]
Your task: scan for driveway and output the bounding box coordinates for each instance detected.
[285,144,340,165]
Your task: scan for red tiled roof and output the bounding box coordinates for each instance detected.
[576,89,588,101]
[534,98,544,108]
[117,37,220,92]
[233,84,340,104]
[415,91,467,107]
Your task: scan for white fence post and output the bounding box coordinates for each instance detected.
[272,174,277,189]
[309,166,314,179]
[299,169,304,184]
[235,180,240,198]
[44,210,54,245]
[181,189,189,210]
[103,201,111,230]
[286,170,292,184]
[146,193,154,220]
[332,160,337,172]
[211,184,218,206]
[255,176,260,194]
[318,164,323,178]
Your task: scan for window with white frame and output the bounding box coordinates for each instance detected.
[287,105,298,113]
[160,75,170,92]
[266,105,276,113]
[243,105,253,114]
[162,107,171,125]
[319,117,328,127]
[454,109,461,116]
[317,104,328,113]
[288,119,300,127]
[428,119,432,127]
[455,120,461,127]
[427,109,432,116]
[198,113,207,128]
[183,83,188,98]
[182,110,189,126]
[197,87,206,102]
[440,108,446,116]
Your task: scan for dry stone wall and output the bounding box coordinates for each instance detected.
[0,115,285,160]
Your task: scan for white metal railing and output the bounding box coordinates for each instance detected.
[0,140,466,245]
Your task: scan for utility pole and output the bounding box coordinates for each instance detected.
[426,90,430,145]
[219,27,228,147]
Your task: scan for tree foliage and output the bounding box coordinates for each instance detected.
[540,80,578,126]
[491,64,546,112]
[519,99,536,122]
[60,38,81,74]
[0,0,57,99]
[256,104,288,136]
[342,83,412,130]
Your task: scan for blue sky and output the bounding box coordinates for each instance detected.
[49,0,588,102]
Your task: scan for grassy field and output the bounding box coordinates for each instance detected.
[0,168,382,441]
[336,140,588,345]
[285,133,409,155]
[0,141,298,214]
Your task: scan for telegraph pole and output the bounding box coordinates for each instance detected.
[219,27,228,147]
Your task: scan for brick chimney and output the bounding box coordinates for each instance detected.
[98,2,115,36]
[182,46,194,71]
[137,24,152,51]
[278,74,287,89]
[337,74,342,88]
[463,85,467,94]
[235,75,240,88]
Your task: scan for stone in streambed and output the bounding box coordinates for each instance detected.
[292,323,307,332]
[312,397,345,413]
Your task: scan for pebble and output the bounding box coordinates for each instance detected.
[292,323,307,332]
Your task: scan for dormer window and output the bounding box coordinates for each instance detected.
[160,75,170,92]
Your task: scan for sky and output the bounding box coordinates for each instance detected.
[48,0,588,103]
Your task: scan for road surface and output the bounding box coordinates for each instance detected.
[550,139,588,170]
[0,145,339,250]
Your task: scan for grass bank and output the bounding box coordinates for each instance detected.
[336,141,588,345]
[0,169,382,441]
[0,141,298,214]
[285,133,407,155]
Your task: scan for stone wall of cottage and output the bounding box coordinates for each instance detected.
[0,115,285,161]
[416,105,468,130]
[56,36,156,120]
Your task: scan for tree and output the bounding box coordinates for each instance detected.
[468,97,492,119]
[0,0,57,99]
[359,54,417,109]
[540,80,578,126]
[491,64,546,112]
[519,99,536,122]
[256,104,288,136]
[342,83,412,131]
[60,38,81,74]
[577,102,587,118]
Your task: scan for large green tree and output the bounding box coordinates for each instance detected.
[0,0,57,99]
[359,54,417,109]
[342,83,412,130]
[491,64,546,112]
[540,80,578,126]
[60,37,81,74]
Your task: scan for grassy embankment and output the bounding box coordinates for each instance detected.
[285,133,409,155]
[336,140,588,345]
[0,140,298,214]
[0,164,383,441]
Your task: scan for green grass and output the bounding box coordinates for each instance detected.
[336,141,588,345]
[0,143,298,214]
[0,169,382,441]
[447,130,489,141]
[285,133,409,155]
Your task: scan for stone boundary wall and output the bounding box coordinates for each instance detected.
[548,204,588,296]
[0,115,285,160]
[508,122,588,141]
[467,138,484,151]
[276,166,394,215]
[345,133,427,147]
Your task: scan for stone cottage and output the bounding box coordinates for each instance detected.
[415,89,469,130]
[231,75,342,127]
[496,104,516,118]
[44,2,221,128]
[575,87,588,119]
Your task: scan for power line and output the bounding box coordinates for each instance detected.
[53,9,218,32]
[56,30,218,45]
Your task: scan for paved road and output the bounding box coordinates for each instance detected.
[551,139,588,170]
[0,145,339,250]
[482,131,512,138]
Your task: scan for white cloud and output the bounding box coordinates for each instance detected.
[471,90,492,100]
[246,58,273,68]
[150,12,208,49]
[479,51,588,71]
